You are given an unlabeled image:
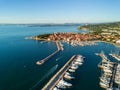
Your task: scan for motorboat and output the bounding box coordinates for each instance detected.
[100,81,109,89]
[74,61,83,66]
[68,69,75,72]
[71,64,78,70]
[53,87,60,90]
[64,73,75,80]
[58,79,72,87]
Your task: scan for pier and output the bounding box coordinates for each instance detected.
[36,41,63,65]
[56,41,64,51]
[97,51,120,90]
[109,63,117,89]
[41,55,77,90]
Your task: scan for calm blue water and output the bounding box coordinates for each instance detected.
[0,25,119,90]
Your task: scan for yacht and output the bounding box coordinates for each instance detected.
[70,64,78,70]
[56,82,66,89]
[103,69,112,74]
[68,68,75,72]
[58,79,72,87]
[75,58,84,62]
[64,73,75,80]
[65,72,71,75]
[74,61,83,66]
[53,87,60,90]
[100,81,109,89]
[115,64,120,85]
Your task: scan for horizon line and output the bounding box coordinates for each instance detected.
[0,21,120,25]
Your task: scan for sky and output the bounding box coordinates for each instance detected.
[0,0,120,23]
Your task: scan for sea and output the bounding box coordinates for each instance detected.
[0,25,119,90]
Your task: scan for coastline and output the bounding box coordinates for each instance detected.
[25,33,120,47]
[33,38,120,48]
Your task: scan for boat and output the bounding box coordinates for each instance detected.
[64,73,75,80]
[65,72,71,75]
[97,51,109,61]
[70,64,79,70]
[57,79,72,88]
[61,80,72,87]
[74,61,83,66]
[103,68,112,74]
[56,82,66,89]
[100,81,109,89]
[75,58,84,62]
[115,64,120,85]
[53,87,60,90]
[68,69,75,72]
[109,52,120,61]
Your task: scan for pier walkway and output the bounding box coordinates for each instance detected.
[109,63,117,88]
[56,41,63,51]
[36,41,63,65]
[41,55,76,90]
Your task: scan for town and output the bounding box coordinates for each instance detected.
[33,32,98,46]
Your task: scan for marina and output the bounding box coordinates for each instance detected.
[97,51,120,90]
[109,51,120,62]
[36,41,63,65]
[42,55,84,90]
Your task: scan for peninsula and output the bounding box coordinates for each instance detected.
[29,22,120,46]
[31,32,98,46]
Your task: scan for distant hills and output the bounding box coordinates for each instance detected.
[78,22,120,34]
[0,23,82,27]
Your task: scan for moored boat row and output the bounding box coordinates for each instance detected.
[115,64,120,85]
[53,55,84,90]
[109,51,120,62]
[97,51,120,90]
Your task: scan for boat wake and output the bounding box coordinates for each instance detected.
[29,64,58,90]
[56,57,62,61]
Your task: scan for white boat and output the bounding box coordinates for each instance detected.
[107,88,113,90]
[68,69,75,72]
[71,64,78,70]
[75,58,84,62]
[74,61,83,66]
[103,69,112,73]
[53,87,60,90]
[58,79,72,87]
[56,80,66,89]
[100,81,109,89]
[65,72,71,75]
[64,74,75,80]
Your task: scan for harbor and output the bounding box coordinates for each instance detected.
[42,55,84,90]
[1,25,120,90]
[97,51,120,90]
[36,41,63,65]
